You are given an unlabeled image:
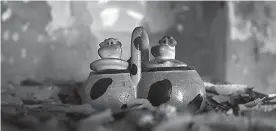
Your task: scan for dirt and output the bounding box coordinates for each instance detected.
[1,79,276,131]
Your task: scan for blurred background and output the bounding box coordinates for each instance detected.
[1,1,276,94]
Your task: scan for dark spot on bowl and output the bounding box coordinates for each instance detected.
[90,78,113,100]
[130,64,138,75]
[147,79,172,106]
[151,45,159,57]
[187,94,203,112]
[121,104,127,110]
[134,36,142,51]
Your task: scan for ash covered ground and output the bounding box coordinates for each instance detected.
[2,79,276,131]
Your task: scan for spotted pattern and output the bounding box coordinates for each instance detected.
[147,79,172,106]
[90,78,113,100]
[133,36,142,51]
[121,104,128,110]
[130,64,138,75]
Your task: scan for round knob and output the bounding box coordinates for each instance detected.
[151,36,177,60]
[98,38,122,59]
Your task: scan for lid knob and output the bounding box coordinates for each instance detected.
[151,36,177,60]
[90,38,128,72]
[143,36,188,70]
[98,38,122,59]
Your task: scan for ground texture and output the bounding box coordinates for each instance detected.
[1,79,276,131]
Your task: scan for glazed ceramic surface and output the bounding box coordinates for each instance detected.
[137,70,206,112]
[81,27,206,113]
[80,72,135,113]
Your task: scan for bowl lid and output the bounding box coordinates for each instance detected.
[143,59,195,72]
[90,58,129,72]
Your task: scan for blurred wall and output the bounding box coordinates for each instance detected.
[226,1,276,93]
[1,1,227,85]
[145,1,228,81]
[2,1,275,93]
[1,1,147,83]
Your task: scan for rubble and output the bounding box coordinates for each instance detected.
[1,79,276,131]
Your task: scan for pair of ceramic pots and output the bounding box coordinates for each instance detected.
[78,27,206,113]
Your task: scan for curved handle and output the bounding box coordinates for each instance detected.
[130,27,150,89]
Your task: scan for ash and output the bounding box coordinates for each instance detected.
[2,79,276,131]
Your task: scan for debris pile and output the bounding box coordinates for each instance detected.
[1,79,276,131]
